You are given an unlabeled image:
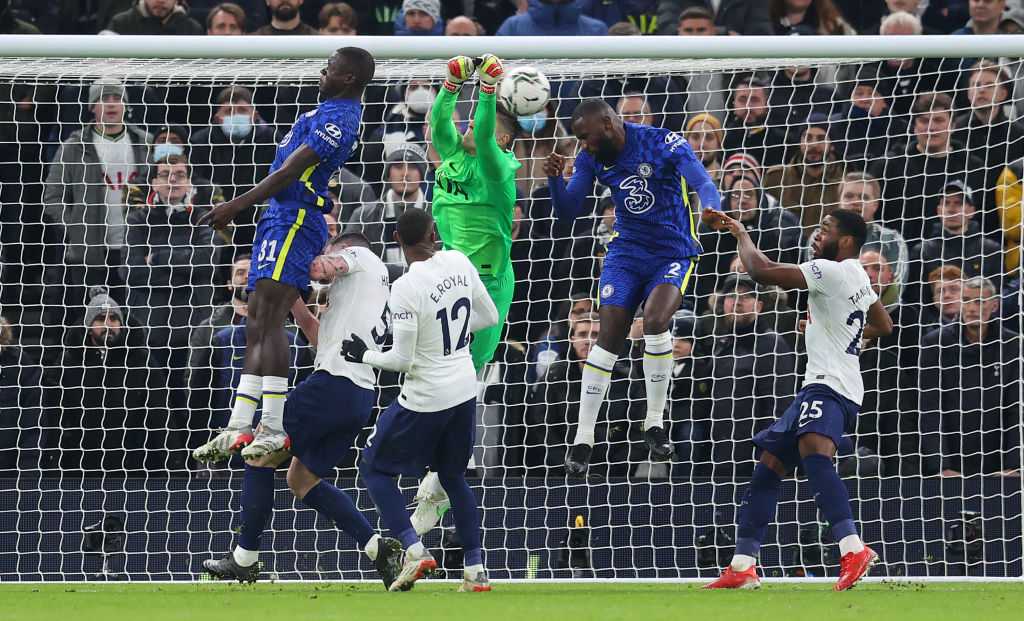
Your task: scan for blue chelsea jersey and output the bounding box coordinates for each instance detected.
[270,98,361,213]
[576,123,704,260]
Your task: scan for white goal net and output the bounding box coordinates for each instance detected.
[0,38,1020,581]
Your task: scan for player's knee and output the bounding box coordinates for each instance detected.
[286,466,318,498]
[642,316,670,335]
[798,433,837,459]
[759,452,788,478]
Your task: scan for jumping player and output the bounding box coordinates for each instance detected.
[341,208,498,592]
[195,47,374,460]
[700,207,892,591]
[202,231,402,588]
[543,98,721,476]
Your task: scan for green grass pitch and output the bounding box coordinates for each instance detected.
[1,582,1021,621]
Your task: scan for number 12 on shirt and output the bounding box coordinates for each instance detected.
[436,297,471,356]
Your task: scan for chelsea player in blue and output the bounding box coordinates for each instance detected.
[196,47,375,461]
[543,98,721,477]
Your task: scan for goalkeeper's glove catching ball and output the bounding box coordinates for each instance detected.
[476,54,504,95]
[444,55,476,93]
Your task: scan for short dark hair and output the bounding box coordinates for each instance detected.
[911,92,953,117]
[206,2,246,31]
[215,86,254,106]
[319,2,356,29]
[395,208,434,246]
[496,109,520,150]
[234,252,252,264]
[338,46,376,87]
[571,97,614,125]
[827,208,868,251]
[680,6,714,22]
[330,228,372,249]
[151,154,192,181]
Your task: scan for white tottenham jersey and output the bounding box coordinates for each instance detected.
[387,250,490,411]
[798,257,878,405]
[315,245,391,390]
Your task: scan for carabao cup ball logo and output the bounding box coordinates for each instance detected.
[619,176,655,214]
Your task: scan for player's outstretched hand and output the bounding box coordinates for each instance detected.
[476,54,504,94]
[445,56,476,88]
[197,198,244,230]
[341,332,369,363]
[543,152,566,178]
[701,207,746,236]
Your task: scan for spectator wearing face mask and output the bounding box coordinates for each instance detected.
[151,124,189,163]
[513,99,575,196]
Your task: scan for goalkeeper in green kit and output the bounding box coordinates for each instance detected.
[407,53,521,534]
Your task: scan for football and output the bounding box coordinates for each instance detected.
[498,67,551,117]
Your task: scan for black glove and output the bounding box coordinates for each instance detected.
[341,332,368,363]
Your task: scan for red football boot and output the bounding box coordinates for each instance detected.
[834,546,879,591]
[702,565,761,589]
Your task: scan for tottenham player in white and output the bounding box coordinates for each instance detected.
[201,231,403,588]
[342,208,498,593]
[700,207,893,592]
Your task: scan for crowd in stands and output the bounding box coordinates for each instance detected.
[0,0,1021,481]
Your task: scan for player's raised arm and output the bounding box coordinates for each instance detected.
[198,144,321,229]
[665,131,721,212]
[544,150,595,222]
[431,56,476,161]
[473,54,507,172]
[703,207,808,290]
[862,298,894,339]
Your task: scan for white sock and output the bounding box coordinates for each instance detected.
[364,533,381,560]
[227,374,263,429]
[465,563,484,576]
[839,534,865,556]
[730,554,756,572]
[573,345,617,446]
[642,332,673,430]
[233,545,258,567]
[260,376,288,431]
[407,541,426,559]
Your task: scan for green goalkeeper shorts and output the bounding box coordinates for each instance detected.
[470,262,514,371]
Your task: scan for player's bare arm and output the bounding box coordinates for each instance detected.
[198,144,322,229]
[702,207,807,290]
[309,252,351,281]
[862,298,894,339]
[289,297,320,348]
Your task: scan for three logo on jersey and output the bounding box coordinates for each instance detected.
[603,162,656,215]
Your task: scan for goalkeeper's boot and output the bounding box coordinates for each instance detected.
[240,424,290,459]
[388,548,437,592]
[643,425,675,462]
[564,444,593,478]
[371,537,404,591]
[458,568,491,592]
[701,565,761,590]
[202,553,259,584]
[410,473,450,536]
[192,425,253,463]
[834,545,878,591]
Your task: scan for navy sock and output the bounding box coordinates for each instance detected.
[238,465,276,551]
[802,453,857,541]
[359,461,420,549]
[438,473,482,567]
[734,463,782,558]
[301,480,376,549]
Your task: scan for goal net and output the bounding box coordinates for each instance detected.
[0,39,1020,581]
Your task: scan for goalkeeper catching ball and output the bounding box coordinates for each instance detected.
[409,53,521,534]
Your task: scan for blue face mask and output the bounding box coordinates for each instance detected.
[221,113,252,138]
[152,143,184,162]
[518,111,548,134]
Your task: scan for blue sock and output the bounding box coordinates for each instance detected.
[734,463,782,557]
[359,461,420,549]
[238,465,276,551]
[301,480,376,549]
[802,453,858,542]
[438,473,482,567]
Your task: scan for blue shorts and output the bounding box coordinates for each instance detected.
[360,398,476,477]
[282,371,375,479]
[753,384,860,470]
[247,199,329,292]
[598,252,697,314]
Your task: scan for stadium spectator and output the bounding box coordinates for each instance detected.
[671,8,728,122]
[921,0,972,33]
[361,80,434,189]
[328,168,377,224]
[49,289,178,475]
[0,316,42,473]
[867,92,987,243]
[350,143,429,280]
[616,93,654,127]
[861,0,940,34]
[251,0,317,34]
[767,67,836,146]
[860,248,899,308]
[529,293,595,384]
[342,0,399,34]
[685,114,724,198]
[496,0,609,36]
[661,309,711,473]
[151,124,189,163]
[995,155,1024,271]
[925,264,965,328]
[606,19,640,35]
[508,198,560,344]
[762,116,845,233]
[767,0,855,35]
[204,2,246,34]
[911,180,1004,294]
[676,5,716,34]
[828,75,908,162]
[954,60,1024,183]
[318,1,356,34]
[579,73,684,134]
[444,14,481,35]
[394,0,444,35]
[951,0,1005,35]
[722,77,787,168]
[919,276,1021,477]
[42,79,151,332]
[513,100,576,196]
[565,188,616,294]
[696,273,796,478]
[121,156,219,367]
[656,0,773,35]
[107,0,203,34]
[57,0,133,33]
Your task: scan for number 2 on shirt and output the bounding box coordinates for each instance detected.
[436,297,471,356]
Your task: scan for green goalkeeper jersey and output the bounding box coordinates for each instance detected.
[430,88,520,277]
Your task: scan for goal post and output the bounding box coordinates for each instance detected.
[0,35,1020,582]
